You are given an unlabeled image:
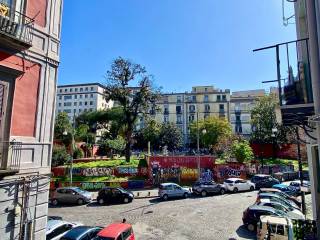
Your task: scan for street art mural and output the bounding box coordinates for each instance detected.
[83,167,113,177]
[213,163,246,182]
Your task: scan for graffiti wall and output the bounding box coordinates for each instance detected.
[213,163,246,182]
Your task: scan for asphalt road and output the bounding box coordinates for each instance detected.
[49,191,258,240]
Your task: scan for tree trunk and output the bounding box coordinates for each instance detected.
[125,128,132,162]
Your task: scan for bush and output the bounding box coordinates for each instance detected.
[231,140,254,163]
[52,145,70,167]
[73,147,84,159]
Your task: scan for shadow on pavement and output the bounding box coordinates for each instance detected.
[234,225,255,240]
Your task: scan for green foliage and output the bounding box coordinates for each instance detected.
[104,57,160,161]
[106,136,126,152]
[72,158,141,168]
[52,145,70,167]
[159,123,183,150]
[189,117,232,149]
[73,147,84,159]
[54,112,73,146]
[231,140,254,163]
[133,119,161,150]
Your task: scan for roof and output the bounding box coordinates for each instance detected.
[98,223,132,238]
[226,178,242,181]
[160,182,178,186]
[58,83,105,89]
[47,220,66,232]
[62,226,97,239]
[260,215,288,225]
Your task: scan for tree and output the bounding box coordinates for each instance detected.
[231,140,254,163]
[52,145,70,167]
[159,123,183,151]
[189,117,232,150]
[54,112,73,146]
[133,119,161,150]
[104,57,159,161]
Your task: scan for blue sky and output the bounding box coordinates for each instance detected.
[58,0,297,93]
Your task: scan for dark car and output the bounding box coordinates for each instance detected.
[253,176,280,189]
[192,181,226,197]
[60,226,102,240]
[242,205,285,232]
[97,187,134,205]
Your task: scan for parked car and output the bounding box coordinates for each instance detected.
[158,183,191,200]
[51,187,92,206]
[251,174,271,184]
[272,183,299,196]
[192,181,226,196]
[259,188,301,208]
[253,176,280,189]
[289,180,311,193]
[46,220,82,240]
[256,198,304,220]
[257,192,300,210]
[48,216,63,221]
[242,205,286,232]
[223,178,255,193]
[95,223,135,240]
[60,226,103,240]
[97,187,134,205]
[257,215,294,240]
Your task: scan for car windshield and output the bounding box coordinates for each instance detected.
[224,180,234,183]
[73,188,87,194]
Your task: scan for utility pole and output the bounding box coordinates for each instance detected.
[197,110,200,181]
[296,127,306,215]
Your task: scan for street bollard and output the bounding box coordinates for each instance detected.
[148,191,151,196]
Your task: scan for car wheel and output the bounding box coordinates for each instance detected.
[183,192,188,198]
[220,188,225,195]
[233,187,238,193]
[77,198,84,205]
[123,197,129,203]
[98,198,104,205]
[162,194,168,201]
[201,190,207,197]
[250,186,254,191]
[51,199,58,206]
[247,223,255,232]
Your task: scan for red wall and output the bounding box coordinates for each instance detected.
[0,51,41,137]
[149,156,215,169]
[26,0,47,27]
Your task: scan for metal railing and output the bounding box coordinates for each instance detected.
[0,1,34,46]
[0,141,22,173]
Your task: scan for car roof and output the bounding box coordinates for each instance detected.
[254,174,270,177]
[62,226,99,239]
[47,220,68,232]
[161,183,178,186]
[248,205,276,212]
[225,178,242,181]
[98,223,132,238]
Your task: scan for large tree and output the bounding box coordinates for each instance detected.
[104,57,159,161]
[159,123,183,151]
[54,112,73,146]
[189,116,232,150]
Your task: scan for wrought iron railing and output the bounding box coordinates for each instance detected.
[0,1,34,46]
[0,141,22,172]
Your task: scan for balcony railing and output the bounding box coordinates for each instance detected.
[0,1,34,49]
[0,141,22,175]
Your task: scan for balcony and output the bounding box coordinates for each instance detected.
[0,2,34,50]
[0,141,22,176]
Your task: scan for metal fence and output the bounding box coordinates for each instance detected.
[0,141,22,172]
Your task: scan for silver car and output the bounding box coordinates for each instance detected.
[46,220,82,240]
[158,183,191,201]
[51,187,92,206]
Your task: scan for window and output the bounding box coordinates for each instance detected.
[164,116,169,123]
[80,88,83,92]
[91,87,94,91]
[177,115,182,123]
[74,95,77,99]
[205,104,210,111]
[90,94,93,98]
[59,96,62,100]
[192,95,196,102]
[236,115,240,121]
[80,95,83,99]
[204,87,208,92]
[217,95,221,101]
[85,87,88,91]
[219,104,224,111]
[73,109,76,113]
[189,115,195,122]
[64,88,67,92]
[189,105,195,112]
[58,103,61,107]
[204,95,209,102]
[59,89,62,93]
[75,88,78,92]
[176,105,182,114]
[79,109,82,113]
[79,102,82,106]
[90,101,93,105]
[70,88,73,92]
[85,94,88,98]
[177,96,182,103]
[85,102,88,106]
[74,102,77,106]
[164,106,169,114]
[64,95,72,100]
[222,95,226,101]
[64,109,71,113]
[64,102,72,107]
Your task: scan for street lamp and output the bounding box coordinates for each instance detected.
[63,129,74,186]
[197,126,206,181]
[271,128,278,159]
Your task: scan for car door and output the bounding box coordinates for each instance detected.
[173,185,183,197]
[234,180,242,191]
[65,189,77,203]
[208,182,219,193]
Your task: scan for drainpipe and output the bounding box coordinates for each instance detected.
[305,0,320,238]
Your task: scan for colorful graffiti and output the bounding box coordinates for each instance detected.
[82,167,114,177]
[213,164,246,181]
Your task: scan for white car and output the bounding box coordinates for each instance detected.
[224,178,255,193]
[46,220,82,240]
[257,198,304,220]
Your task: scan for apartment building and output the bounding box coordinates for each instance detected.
[0,0,63,239]
[230,89,265,137]
[138,86,231,143]
[56,83,114,120]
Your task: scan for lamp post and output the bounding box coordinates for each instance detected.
[196,111,206,181]
[63,124,75,187]
[271,128,278,159]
